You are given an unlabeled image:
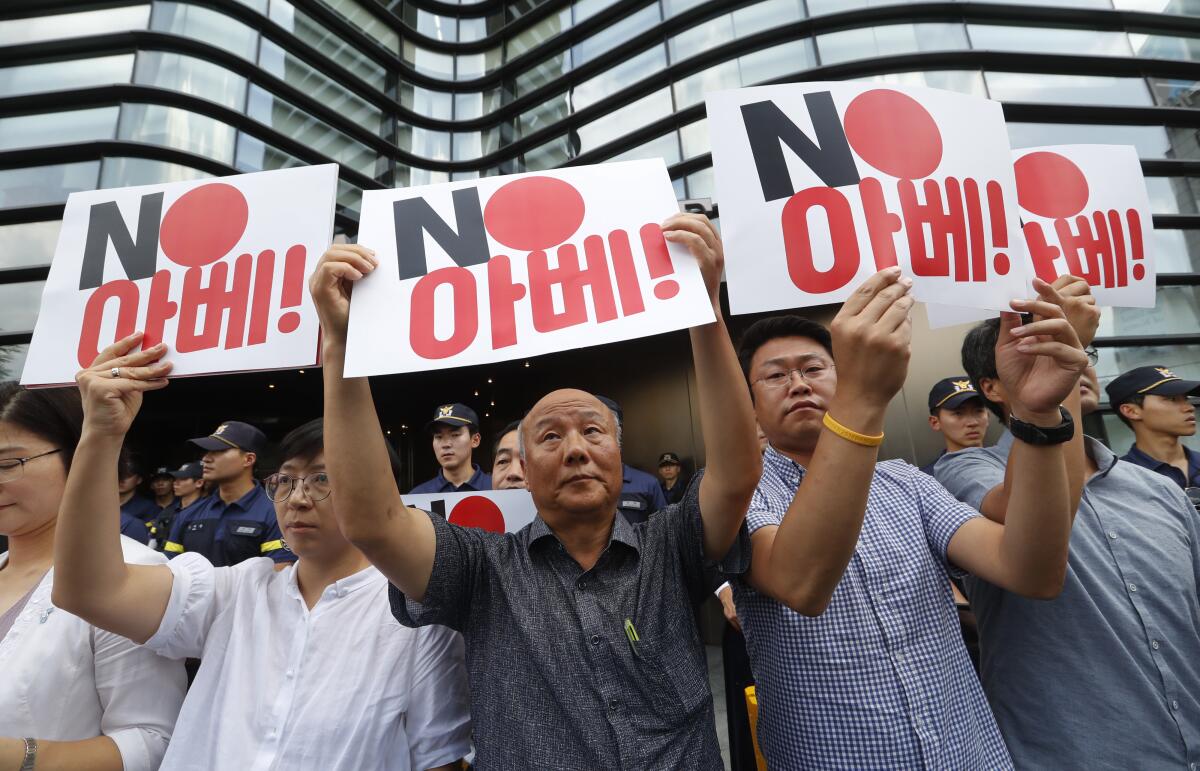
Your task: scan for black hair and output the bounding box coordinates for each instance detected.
[0,382,83,472]
[492,419,521,459]
[1114,393,1146,429]
[737,315,834,381]
[960,319,1005,421]
[279,418,402,485]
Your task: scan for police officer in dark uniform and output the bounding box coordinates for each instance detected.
[596,396,668,524]
[657,452,690,505]
[920,376,989,475]
[1107,365,1200,492]
[163,421,293,567]
[409,403,492,494]
[149,462,204,551]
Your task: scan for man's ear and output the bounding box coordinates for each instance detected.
[928,414,941,431]
[243,451,257,469]
[470,433,481,449]
[978,377,1004,405]
[1119,402,1142,424]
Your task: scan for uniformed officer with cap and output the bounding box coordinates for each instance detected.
[657,452,690,505]
[163,421,293,566]
[1106,365,1200,490]
[596,395,668,524]
[149,462,206,551]
[149,465,178,513]
[921,376,989,475]
[409,403,492,494]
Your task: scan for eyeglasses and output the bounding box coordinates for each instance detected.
[752,362,836,390]
[264,472,331,502]
[0,448,62,483]
[1085,346,1099,366]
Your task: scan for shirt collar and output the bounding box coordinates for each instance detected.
[763,444,807,486]
[1124,444,1200,480]
[285,563,380,601]
[527,510,640,556]
[437,464,485,489]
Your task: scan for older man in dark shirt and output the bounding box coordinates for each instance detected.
[312,213,760,769]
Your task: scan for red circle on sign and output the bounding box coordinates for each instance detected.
[844,89,943,179]
[160,183,249,268]
[483,177,586,251]
[447,495,505,533]
[1013,151,1089,219]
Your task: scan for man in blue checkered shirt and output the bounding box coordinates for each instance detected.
[733,271,1089,769]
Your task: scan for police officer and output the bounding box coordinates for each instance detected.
[409,403,492,494]
[149,462,204,551]
[149,466,178,514]
[596,396,668,524]
[163,421,293,567]
[118,456,157,524]
[1106,365,1200,490]
[921,376,989,475]
[657,452,689,505]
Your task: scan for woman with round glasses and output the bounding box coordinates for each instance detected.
[52,333,472,771]
[0,382,185,771]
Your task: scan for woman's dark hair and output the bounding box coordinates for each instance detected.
[279,418,402,484]
[0,382,83,471]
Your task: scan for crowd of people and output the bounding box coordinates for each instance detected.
[0,213,1197,770]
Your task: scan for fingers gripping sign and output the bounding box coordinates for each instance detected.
[1047,274,1100,348]
[308,245,379,343]
[1000,278,1089,420]
[76,332,172,436]
[662,213,724,310]
[830,266,915,410]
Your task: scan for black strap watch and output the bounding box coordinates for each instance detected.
[1009,406,1074,446]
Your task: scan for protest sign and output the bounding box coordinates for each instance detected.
[1013,145,1154,307]
[402,489,538,533]
[22,165,337,386]
[344,159,715,376]
[707,83,1029,314]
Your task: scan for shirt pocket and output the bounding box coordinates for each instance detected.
[632,637,710,725]
[180,519,215,555]
[222,519,265,564]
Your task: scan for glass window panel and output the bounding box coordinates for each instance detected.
[337,179,360,211]
[410,167,450,185]
[1007,123,1172,158]
[0,221,61,268]
[0,344,30,381]
[456,90,502,119]
[458,17,488,43]
[732,0,805,36]
[416,9,455,41]
[686,167,713,198]
[574,0,620,23]
[319,0,399,51]
[118,103,236,164]
[236,133,303,172]
[506,10,571,60]
[663,0,706,16]
[268,0,386,90]
[1115,0,1200,11]
[258,39,381,132]
[515,53,571,97]
[404,43,455,78]
[100,156,210,187]
[134,50,247,110]
[818,23,968,66]
[738,39,817,87]
[456,48,502,80]
[575,88,672,154]
[1097,285,1200,337]
[669,14,734,63]
[451,169,481,181]
[0,5,149,46]
[518,92,570,138]
[0,107,119,151]
[245,86,378,176]
[452,127,500,160]
[0,54,133,98]
[974,0,1110,6]
[0,162,99,207]
[151,3,258,61]
[985,72,1152,106]
[673,59,741,110]
[809,0,915,12]
[855,69,986,97]
[1149,77,1200,108]
[1129,32,1200,61]
[411,126,451,161]
[0,282,45,333]
[575,4,661,66]
[1144,176,1200,214]
[968,24,1132,56]
[524,136,570,169]
[1150,227,1200,272]
[680,118,709,158]
[607,131,681,165]
[572,45,666,109]
[411,86,453,120]
[672,175,686,199]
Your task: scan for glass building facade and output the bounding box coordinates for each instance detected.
[1,0,1199,457]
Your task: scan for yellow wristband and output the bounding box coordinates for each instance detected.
[822,412,885,447]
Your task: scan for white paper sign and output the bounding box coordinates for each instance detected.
[1012,144,1154,307]
[402,489,537,533]
[22,165,338,386]
[707,83,1029,314]
[344,159,715,376]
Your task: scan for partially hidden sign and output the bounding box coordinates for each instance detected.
[344,159,715,376]
[706,83,1029,314]
[403,489,537,534]
[1013,144,1154,307]
[22,165,338,386]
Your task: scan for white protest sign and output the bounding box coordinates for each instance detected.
[1013,145,1154,307]
[706,82,1029,314]
[402,489,537,533]
[22,165,338,386]
[344,159,715,376]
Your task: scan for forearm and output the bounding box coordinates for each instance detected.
[0,736,122,771]
[689,316,761,559]
[1060,388,1086,517]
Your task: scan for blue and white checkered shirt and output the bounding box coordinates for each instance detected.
[734,445,1012,770]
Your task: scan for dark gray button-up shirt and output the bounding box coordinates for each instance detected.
[390,474,748,770]
[935,432,1200,770]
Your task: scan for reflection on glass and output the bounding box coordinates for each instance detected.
[574,0,621,24]
[410,167,451,186]
[118,103,236,164]
[686,167,714,198]
[1114,0,1200,12]
[0,345,30,382]
[680,119,709,158]
[1144,176,1200,214]
[321,0,399,52]
[673,60,741,110]
[1007,123,1171,157]
[456,48,503,80]
[455,90,502,120]
[0,107,119,151]
[453,130,502,160]
[409,86,453,120]
[519,93,570,138]
[817,23,968,65]
[0,282,45,333]
[236,133,303,172]
[1129,31,1200,61]
[855,69,986,97]
[0,162,99,207]
[1149,77,1200,108]
[523,136,570,170]
[572,46,665,110]
[258,39,382,132]
[268,0,387,90]
[607,132,682,165]
[575,4,661,66]
[809,0,912,12]
[100,157,211,187]
[410,126,451,161]
[0,5,149,45]
[985,72,1152,106]
[670,14,734,63]
[516,54,571,97]
[135,51,247,110]
[246,86,378,176]
[732,0,805,35]
[575,89,672,154]
[506,9,571,60]
[0,222,60,268]
[1097,286,1200,337]
[404,42,455,78]
[967,24,1132,56]
[0,54,133,98]
[738,39,817,87]
[152,2,258,61]
[1151,227,1200,272]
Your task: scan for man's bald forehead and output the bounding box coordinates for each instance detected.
[528,388,604,416]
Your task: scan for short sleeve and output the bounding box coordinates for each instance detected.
[911,467,982,577]
[143,552,250,659]
[932,447,1004,512]
[405,625,473,769]
[672,469,751,588]
[389,510,491,633]
[744,484,783,535]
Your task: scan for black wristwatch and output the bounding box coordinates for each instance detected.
[1009,406,1074,446]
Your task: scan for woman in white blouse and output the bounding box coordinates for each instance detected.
[0,382,186,770]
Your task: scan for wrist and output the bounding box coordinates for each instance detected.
[78,426,127,449]
[826,396,888,436]
[1009,405,1063,428]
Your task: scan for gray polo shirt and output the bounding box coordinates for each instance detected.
[390,472,747,770]
[935,432,1200,770]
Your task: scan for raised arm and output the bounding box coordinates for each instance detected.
[52,333,175,644]
[311,245,438,602]
[663,214,761,560]
[947,285,1087,598]
[746,269,913,616]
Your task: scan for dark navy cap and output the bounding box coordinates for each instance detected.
[658,452,681,466]
[169,462,203,480]
[596,395,623,424]
[425,403,480,433]
[1105,365,1200,406]
[928,377,982,413]
[150,466,174,480]
[189,421,267,454]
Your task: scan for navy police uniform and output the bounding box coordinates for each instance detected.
[921,376,983,475]
[1106,365,1200,490]
[657,452,690,506]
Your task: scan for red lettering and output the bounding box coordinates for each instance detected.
[1053,214,1110,286]
[410,267,478,359]
[858,177,900,271]
[1022,222,1062,284]
[77,280,139,368]
[603,232,645,317]
[898,178,966,279]
[780,187,860,294]
[142,270,178,349]
[528,243,617,333]
[175,254,253,353]
[486,255,526,350]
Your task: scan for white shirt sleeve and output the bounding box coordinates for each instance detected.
[405,625,473,770]
[143,551,244,660]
